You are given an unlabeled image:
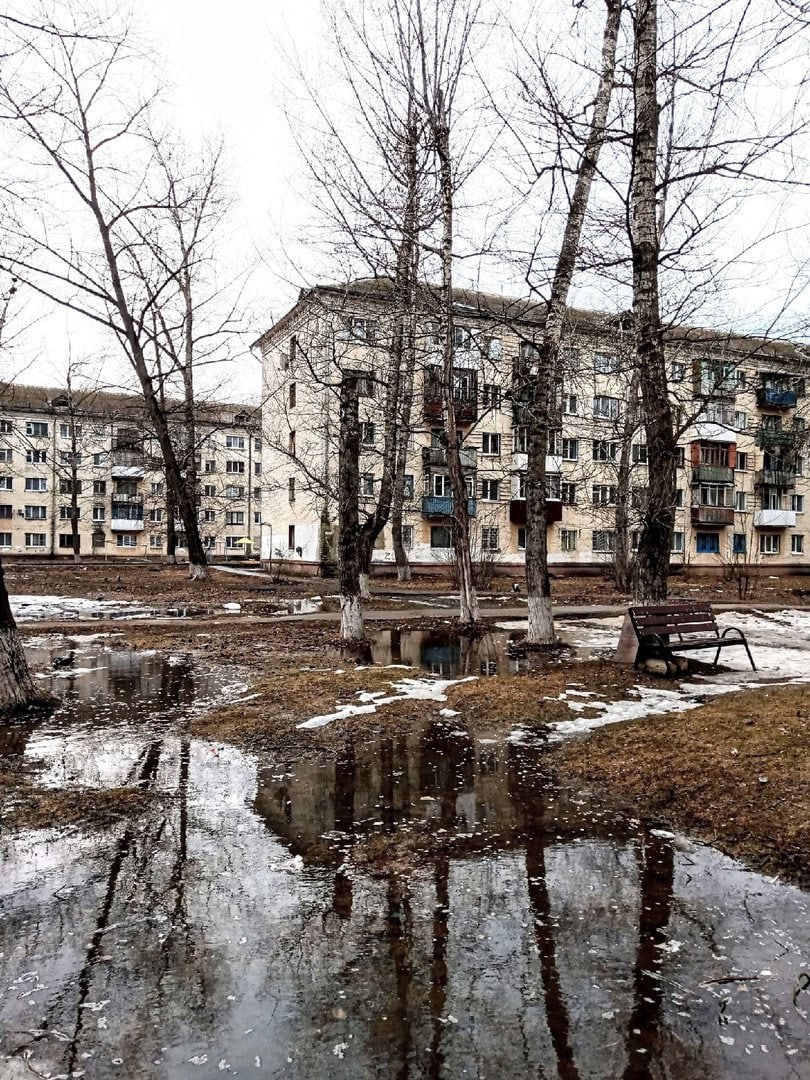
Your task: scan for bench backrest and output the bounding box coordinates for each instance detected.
[628,603,719,641]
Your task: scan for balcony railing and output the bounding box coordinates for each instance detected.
[422,397,478,424]
[690,505,734,525]
[111,493,143,506]
[754,469,796,487]
[756,387,797,409]
[692,464,734,485]
[754,509,796,528]
[756,428,796,449]
[509,499,563,526]
[421,495,477,518]
[421,446,477,470]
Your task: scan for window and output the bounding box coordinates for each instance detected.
[24,505,47,519]
[735,452,748,472]
[514,428,528,453]
[675,489,684,508]
[116,534,138,548]
[592,530,616,553]
[341,316,377,342]
[560,529,578,552]
[517,527,526,550]
[594,352,619,374]
[671,532,684,554]
[26,449,47,464]
[0,419,11,433]
[93,480,106,495]
[26,421,49,437]
[734,411,748,431]
[561,347,580,372]
[0,449,11,463]
[59,506,76,520]
[732,533,747,555]
[225,435,245,449]
[433,474,452,497]
[148,482,162,497]
[225,460,245,473]
[592,440,617,462]
[203,484,216,497]
[59,423,82,439]
[25,478,47,492]
[150,534,163,550]
[561,482,576,505]
[357,371,376,398]
[0,532,11,547]
[797,457,805,477]
[675,447,685,467]
[591,485,616,506]
[360,473,375,496]
[481,432,500,456]
[225,485,244,498]
[202,509,217,524]
[480,526,500,552]
[254,511,262,525]
[430,526,454,548]
[288,525,296,550]
[59,480,82,495]
[254,438,262,452]
[149,509,163,523]
[792,494,804,513]
[25,533,47,547]
[482,384,502,408]
[289,383,297,409]
[759,533,781,555]
[0,477,12,490]
[670,361,686,382]
[481,478,499,501]
[92,506,105,522]
[401,524,413,549]
[696,532,720,554]
[734,491,747,511]
[562,394,577,415]
[593,396,620,419]
[226,511,245,525]
[791,534,804,555]
[58,534,76,549]
[561,438,578,461]
[360,422,376,446]
[403,474,414,498]
[59,450,81,465]
[632,444,648,465]
[92,452,106,467]
[288,477,295,503]
[698,484,732,508]
[0,505,10,518]
[254,461,262,475]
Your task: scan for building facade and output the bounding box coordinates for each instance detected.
[0,386,262,559]
[256,278,810,576]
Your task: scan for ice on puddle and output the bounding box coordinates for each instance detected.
[332,1042,349,1059]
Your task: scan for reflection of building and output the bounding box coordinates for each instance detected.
[0,385,260,558]
[255,278,810,573]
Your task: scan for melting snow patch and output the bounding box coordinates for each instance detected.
[298,676,477,729]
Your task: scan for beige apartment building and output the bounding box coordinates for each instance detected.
[256,278,810,576]
[0,386,261,559]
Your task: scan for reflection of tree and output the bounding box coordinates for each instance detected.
[428,857,450,1078]
[387,875,414,1080]
[514,745,581,1080]
[623,829,675,1080]
[332,742,356,920]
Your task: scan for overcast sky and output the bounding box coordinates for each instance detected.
[5,0,810,401]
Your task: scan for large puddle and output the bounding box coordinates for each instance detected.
[1,640,808,1078]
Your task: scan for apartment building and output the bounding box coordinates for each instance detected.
[0,386,261,559]
[256,278,810,575]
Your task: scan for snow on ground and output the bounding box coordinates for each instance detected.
[10,594,148,621]
[298,676,478,730]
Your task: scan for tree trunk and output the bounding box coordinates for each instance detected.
[631,0,677,602]
[165,470,178,564]
[433,99,480,629]
[614,372,640,592]
[339,372,364,642]
[0,559,47,711]
[525,0,621,644]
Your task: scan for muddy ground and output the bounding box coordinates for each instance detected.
[4,561,809,887]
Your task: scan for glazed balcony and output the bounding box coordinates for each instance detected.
[111,448,145,479]
[756,387,797,409]
[754,509,796,528]
[755,428,797,449]
[754,469,796,488]
[692,464,734,485]
[421,446,477,471]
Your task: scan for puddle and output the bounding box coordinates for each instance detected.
[10,593,325,622]
[1,642,807,1078]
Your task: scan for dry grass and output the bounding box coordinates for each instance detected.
[1,784,155,831]
[549,683,810,885]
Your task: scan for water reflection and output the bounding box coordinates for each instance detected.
[0,644,807,1079]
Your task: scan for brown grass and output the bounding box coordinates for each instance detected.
[1,784,155,831]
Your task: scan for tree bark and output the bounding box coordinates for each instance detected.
[0,559,48,712]
[630,0,677,602]
[525,0,621,644]
[614,372,640,592]
[339,372,364,642]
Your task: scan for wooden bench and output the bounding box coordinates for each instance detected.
[628,603,756,671]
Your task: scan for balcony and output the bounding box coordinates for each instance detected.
[510,454,563,474]
[692,464,734,485]
[509,499,563,526]
[756,387,797,409]
[754,509,796,528]
[754,469,796,487]
[422,446,477,470]
[110,516,145,532]
[755,428,796,449]
[423,397,478,424]
[421,496,477,518]
[111,493,143,506]
[691,505,734,526]
[111,448,145,479]
[693,421,737,443]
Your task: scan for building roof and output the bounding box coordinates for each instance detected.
[254,276,810,365]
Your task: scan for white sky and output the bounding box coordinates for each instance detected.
[6,0,810,401]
